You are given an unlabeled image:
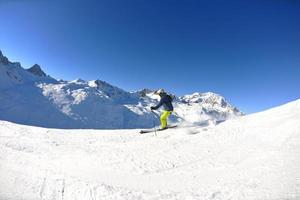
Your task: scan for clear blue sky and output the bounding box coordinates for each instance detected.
[0,0,299,113]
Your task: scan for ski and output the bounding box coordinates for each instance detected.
[139,125,178,134]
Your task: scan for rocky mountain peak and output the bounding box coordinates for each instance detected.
[180,92,222,104]
[0,50,10,65]
[27,64,47,77]
[137,88,155,97]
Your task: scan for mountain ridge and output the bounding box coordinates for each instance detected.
[0,50,243,128]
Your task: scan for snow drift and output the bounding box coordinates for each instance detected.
[0,99,299,200]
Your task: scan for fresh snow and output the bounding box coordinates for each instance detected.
[0,99,300,200]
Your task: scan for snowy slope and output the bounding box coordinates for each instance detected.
[0,50,242,129]
[0,99,299,200]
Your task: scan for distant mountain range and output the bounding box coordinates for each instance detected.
[0,50,243,129]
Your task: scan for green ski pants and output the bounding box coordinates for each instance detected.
[160,111,172,129]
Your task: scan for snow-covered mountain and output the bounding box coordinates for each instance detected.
[0,50,242,128]
[0,99,299,200]
[175,92,241,125]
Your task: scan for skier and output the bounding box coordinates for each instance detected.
[150,89,174,130]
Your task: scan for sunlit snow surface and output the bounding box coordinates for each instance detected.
[1,99,300,200]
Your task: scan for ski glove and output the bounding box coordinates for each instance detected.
[150,106,156,110]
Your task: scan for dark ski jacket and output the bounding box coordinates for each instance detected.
[152,93,174,111]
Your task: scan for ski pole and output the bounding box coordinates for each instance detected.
[151,110,160,119]
[151,111,158,136]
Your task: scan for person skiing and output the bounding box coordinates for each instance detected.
[150,89,174,130]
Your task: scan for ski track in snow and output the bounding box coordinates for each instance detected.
[1,100,300,200]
